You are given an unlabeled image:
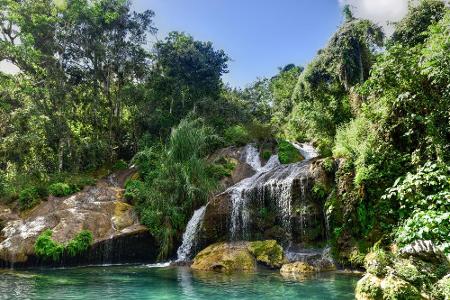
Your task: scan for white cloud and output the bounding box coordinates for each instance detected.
[339,0,409,34]
[0,60,21,75]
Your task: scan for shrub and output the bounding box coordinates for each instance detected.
[34,229,65,261]
[124,179,145,201]
[18,187,41,211]
[112,160,128,171]
[224,125,250,146]
[277,140,303,164]
[395,210,450,254]
[48,183,74,197]
[383,162,450,217]
[322,157,334,173]
[65,230,93,257]
[34,229,94,261]
[262,149,272,161]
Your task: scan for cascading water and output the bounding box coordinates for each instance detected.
[175,142,322,261]
[176,206,207,262]
[226,143,319,241]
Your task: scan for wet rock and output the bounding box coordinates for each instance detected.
[247,240,285,268]
[191,242,256,272]
[199,146,329,249]
[280,261,317,274]
[0,170,156,268]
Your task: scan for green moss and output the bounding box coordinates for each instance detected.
[207,158,237,180]
[34,229,93,261]
[355,274,383,300]
[431,275,450,300]
[394,258,429,290]
[248,240,285,268]
[382,274,421,300]
[277,140,304,164]
[364,248,392,277]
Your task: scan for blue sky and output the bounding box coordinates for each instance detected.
[0,0,409,85]
[133,0,344,88]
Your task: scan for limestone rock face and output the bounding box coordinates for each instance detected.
[191,242,256,272]
[0,170,157,268]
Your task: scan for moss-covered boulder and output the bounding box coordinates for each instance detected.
[364,249,393,277]
[247,240,285,268]
[191,242,256,272]
[280,261,317,274]
[355,273,383,300]
[381,274,421,300]
[431,274,450,300]
[393,258,429,291]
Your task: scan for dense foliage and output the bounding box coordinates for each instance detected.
[126,118,220,259]
[34,229,93,261]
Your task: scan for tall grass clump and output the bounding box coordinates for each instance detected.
[128,118,220,260]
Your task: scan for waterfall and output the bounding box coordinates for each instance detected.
[227,143,318,241]
[176,206,207,262]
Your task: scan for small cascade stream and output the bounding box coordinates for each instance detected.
[176,206,207,262]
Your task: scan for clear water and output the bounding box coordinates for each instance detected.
[0,265,358,300]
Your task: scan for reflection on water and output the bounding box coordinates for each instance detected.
[0,266,358,300]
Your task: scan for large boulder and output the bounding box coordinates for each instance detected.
[280,261,317,274]
[355,273,383,300]
[247,240,285,268]
[191,242,256,272]
[0,170,157,268]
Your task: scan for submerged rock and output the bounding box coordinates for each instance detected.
[280,261,317,274]
[191,242,256,272]
[0,169,157,268]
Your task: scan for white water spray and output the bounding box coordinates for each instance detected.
[176,206,207,262]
